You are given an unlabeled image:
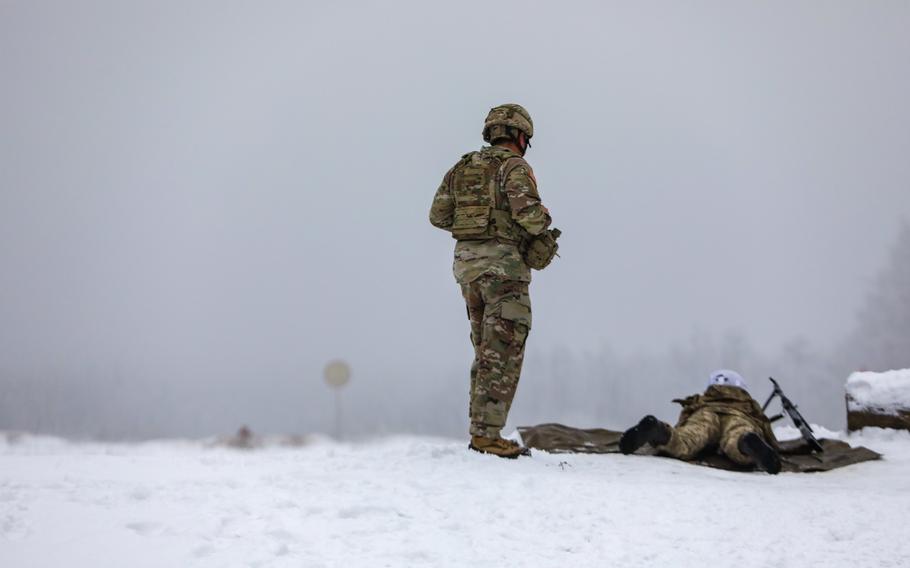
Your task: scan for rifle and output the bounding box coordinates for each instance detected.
[762,377,824,453]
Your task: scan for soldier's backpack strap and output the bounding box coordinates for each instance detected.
[451,151,477,193]
[486,155,506,210]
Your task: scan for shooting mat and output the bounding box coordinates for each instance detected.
[517,423,882,473]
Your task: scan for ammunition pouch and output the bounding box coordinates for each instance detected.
[451,207,521,243]
[451,205,492,239]
[520,228,561,270]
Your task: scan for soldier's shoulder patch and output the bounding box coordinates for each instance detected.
[501,156,528,175]
[510,159,537,186]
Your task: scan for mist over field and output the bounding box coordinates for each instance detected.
[1,1,909,440]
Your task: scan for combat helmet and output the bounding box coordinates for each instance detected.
[483,103,533,144]
[707,369,748,390]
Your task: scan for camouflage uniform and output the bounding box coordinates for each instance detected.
[658,385,779,465]
[429,143,551,439]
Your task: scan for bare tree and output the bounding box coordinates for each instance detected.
[843,221,910,372]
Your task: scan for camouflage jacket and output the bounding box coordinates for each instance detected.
[429,145,551,284]
[673,385,780,448]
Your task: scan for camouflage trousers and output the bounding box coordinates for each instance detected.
[658,409,759,465]
[460,276,532,438]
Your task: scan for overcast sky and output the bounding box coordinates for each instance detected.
[1,1,908,437]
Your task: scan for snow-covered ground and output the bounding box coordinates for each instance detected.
[1,427,909,568]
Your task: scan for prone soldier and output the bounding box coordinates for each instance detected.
[620,370,783,474]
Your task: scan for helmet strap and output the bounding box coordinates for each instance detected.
[517,132,530,156]
[506,127,529,156]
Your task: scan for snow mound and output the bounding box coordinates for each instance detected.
[846,368,910,414]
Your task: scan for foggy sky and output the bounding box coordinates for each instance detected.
[2,1,909,438]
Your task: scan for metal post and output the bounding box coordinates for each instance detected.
[335,389,342,440]
[323,359,351,441]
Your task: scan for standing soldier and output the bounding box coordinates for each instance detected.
[429,104,559,458]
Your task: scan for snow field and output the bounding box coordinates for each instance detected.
[1,428,909,568]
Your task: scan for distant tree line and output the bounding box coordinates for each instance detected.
[1,223,907,439]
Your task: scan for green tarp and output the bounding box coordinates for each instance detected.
[517,423,881,473]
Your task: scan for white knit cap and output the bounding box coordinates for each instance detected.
[707,369,747,390]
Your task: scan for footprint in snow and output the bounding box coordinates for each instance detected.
[338,505,407,519]
[125,521,162,536]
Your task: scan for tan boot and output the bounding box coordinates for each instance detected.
[469,436,531,458]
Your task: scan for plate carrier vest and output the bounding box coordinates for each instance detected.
[449,151,526,244]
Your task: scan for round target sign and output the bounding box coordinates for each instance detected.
[323,360,351,388]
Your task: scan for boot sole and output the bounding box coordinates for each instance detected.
[740,433,782,474]
[468,443,529,459]
[619,415,665,455]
